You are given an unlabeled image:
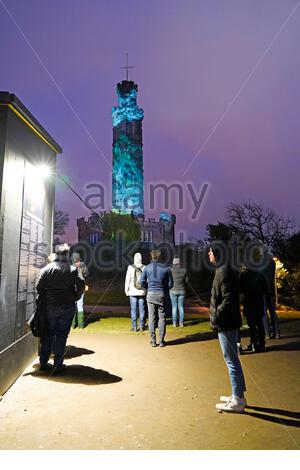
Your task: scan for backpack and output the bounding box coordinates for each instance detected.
[133,264,144,290]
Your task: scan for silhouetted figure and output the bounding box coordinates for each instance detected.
[240,266,268,352]
[262,254,280,339]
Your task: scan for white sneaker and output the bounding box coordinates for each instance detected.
[220,395,247,406]
[216,396,246,413]
[220,395,232,402]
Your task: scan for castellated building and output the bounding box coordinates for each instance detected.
[77,213,102,246]
[77,211,176,247]
[77,77,176,247]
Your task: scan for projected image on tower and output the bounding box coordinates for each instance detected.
[112,80,144,216]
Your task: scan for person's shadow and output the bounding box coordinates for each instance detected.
[24,364,122,386]
[166,322,217,345]
[64,345,95,359]
[245,405,300,428]
[266,340,300,353]
[166,331,217,345]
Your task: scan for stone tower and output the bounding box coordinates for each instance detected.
[112,80,144,215]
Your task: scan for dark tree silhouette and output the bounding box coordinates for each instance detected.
[206,222,245,242]
[54,209,70,237]
[227,201,295,247]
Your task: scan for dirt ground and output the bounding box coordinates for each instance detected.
[0,328,299,450]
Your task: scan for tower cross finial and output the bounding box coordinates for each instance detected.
[121,52,135,80]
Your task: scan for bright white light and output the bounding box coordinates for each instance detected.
[36,164,52,179]
[24,163,46,220]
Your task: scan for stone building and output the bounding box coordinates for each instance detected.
[136,212,176,247]
[77,213,102,246]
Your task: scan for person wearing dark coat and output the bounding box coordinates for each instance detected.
[170,257,188,327]
[240,267,268,352]
[36,244,85,372]
[261,255,280,339]
[209,245,246,413]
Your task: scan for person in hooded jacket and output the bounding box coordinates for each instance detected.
[125,252,146,331]
[209,244,247,413]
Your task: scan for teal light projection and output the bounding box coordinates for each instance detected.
[160,212,173,222]
[112,80,144,216]
[112,85,143,127]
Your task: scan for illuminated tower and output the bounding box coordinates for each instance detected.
[112,59,144,215]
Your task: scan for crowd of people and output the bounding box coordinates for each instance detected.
[35,243,280,413]
[124,249,188,345]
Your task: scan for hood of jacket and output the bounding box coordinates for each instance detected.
[134,252,143,268]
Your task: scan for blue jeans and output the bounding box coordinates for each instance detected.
[40,303,76,366]
[129,296,146,328]
[170,291,185,324]
[218,329,246,398]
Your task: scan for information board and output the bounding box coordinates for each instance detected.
[17,163,47,320]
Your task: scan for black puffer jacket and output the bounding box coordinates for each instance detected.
[170,266,188,292]
[240,268,268,318]
[210,265,241,332]
[36,258,85,306]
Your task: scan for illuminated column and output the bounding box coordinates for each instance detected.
[112,80,144,215]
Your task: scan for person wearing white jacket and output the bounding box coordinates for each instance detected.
[125,253,146,331]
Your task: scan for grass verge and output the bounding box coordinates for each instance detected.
[71,306,300,336]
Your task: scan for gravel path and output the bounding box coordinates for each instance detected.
[0,330,299,449]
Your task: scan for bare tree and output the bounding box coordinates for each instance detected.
[227,201,295,247]
[54,209,70,237]
[206,222,244,242]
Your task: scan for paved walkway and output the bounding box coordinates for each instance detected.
[0,329,299,449]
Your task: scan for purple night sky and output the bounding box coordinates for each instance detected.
[0,0,299,243]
